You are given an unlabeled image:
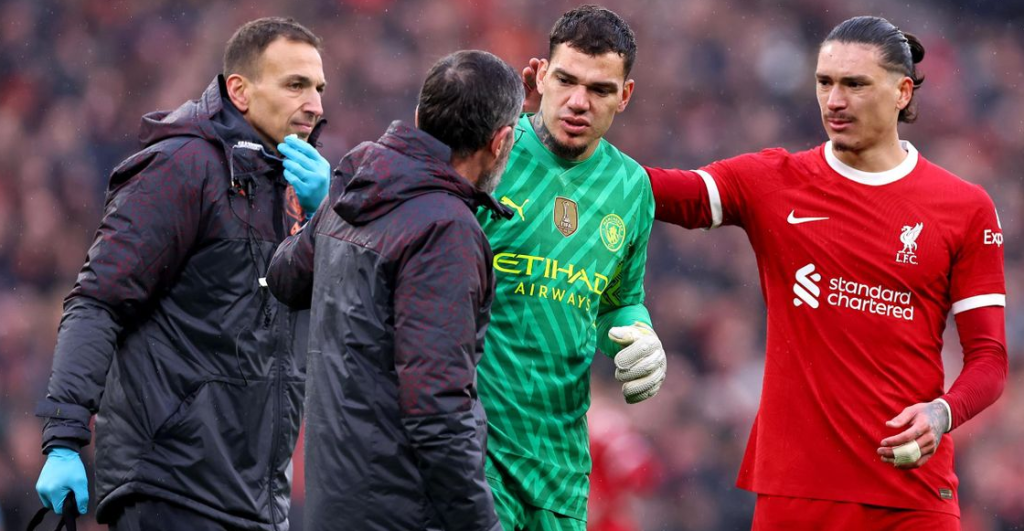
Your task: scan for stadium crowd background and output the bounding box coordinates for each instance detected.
[0,0,1021,529]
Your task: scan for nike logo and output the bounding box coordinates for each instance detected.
[501,196,529,220]
[787,210,829,224]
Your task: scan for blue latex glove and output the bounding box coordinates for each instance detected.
[278,134,330,215]
[36,447,89,515]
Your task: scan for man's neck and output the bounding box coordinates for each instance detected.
[255,132,280,156]
[451,156,482,188]
[831,134,907,173]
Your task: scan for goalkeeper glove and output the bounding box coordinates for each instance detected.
[608,322,666,404]
[36,447,89,515]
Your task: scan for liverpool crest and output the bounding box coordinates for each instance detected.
[896,222,923,265]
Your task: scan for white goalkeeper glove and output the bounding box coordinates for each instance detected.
[608,322,666,404]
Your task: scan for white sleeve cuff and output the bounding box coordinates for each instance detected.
[694,169,722,229]
[951,294,1005,314]
[933,398,953,433]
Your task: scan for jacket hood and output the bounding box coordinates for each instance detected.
[138,75,325,157]
[334,121,512,225]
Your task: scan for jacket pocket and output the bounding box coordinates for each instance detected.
[141,377,285,520]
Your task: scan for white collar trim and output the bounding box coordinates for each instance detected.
[824,140,918,186]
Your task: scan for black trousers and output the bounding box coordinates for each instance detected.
[107,498,238,531]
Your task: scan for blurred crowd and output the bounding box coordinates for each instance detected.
[1,0,1021,530]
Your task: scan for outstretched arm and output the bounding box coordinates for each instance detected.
[645,166,718,229]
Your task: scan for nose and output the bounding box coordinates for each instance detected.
[566,86,589,113]
[827,86,846,111]
[305,89,324,119]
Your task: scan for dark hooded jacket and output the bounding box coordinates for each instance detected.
[267,121,511,531]
[36,76,316,530]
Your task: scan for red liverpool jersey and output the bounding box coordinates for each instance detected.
[650,142,1005,515]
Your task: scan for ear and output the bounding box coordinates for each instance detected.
[895,75,913,112]
[225,74,251,113]
[535,59,550,96]
[617,78,635,113]
[489,125,512,158]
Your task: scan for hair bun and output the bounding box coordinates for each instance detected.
[904,31,926,63]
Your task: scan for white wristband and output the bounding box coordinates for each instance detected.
[934,398,953,433]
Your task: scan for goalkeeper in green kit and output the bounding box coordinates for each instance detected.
[476,6,666,530]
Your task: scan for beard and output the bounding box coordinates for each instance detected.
[831,139,855,152]
[476,138,513,195]
[532,112,589,161]
[546,136,588,160]
[831,137,871,154]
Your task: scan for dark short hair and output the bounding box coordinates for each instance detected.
[823,16,926,123]
[223,17,322,79]
[549,5,637,77]
[417,50,525,159]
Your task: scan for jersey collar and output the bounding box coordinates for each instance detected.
[824,140,919,186]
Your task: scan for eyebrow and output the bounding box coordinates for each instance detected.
[551,67,620,92]
[284,74,327,90]
[815,73,873,84]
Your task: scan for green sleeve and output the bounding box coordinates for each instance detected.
[596,171,655,356]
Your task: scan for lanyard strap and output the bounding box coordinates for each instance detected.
[26,492,78,531]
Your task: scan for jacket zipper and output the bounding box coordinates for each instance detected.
[264,177,286,331]
[267,327,283,529]
[266,182,287,529]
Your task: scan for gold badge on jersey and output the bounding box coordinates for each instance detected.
[553,196,578,237]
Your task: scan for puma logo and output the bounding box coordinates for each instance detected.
[501,196,529,220]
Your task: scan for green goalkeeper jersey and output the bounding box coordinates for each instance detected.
[476,115,654,519]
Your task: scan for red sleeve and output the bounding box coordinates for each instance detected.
[646,150,786,230]
[645,166,714,229]
[942,305,1008,430]
[949,193,1004,307]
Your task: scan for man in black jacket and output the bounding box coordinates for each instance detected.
[33,18,331,530]
[266,50,523,531]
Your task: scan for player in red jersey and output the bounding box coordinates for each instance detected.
[587,384,661,531]
[646,16,1007,530]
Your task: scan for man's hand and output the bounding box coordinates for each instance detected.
[521,57,542,114]
[36,447,89,515]
[278,134,330,215]
[877,400,950,469]
[608,323,667,404]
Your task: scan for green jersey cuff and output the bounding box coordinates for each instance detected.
[596,304,652,356]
